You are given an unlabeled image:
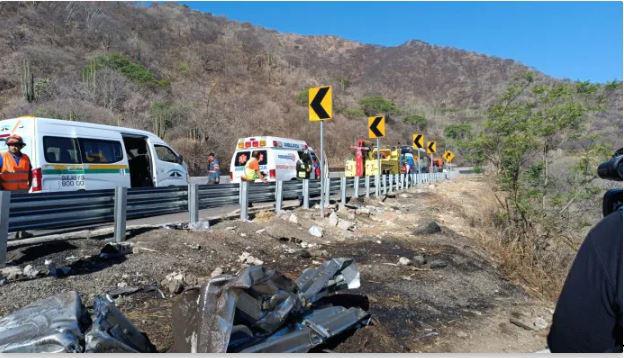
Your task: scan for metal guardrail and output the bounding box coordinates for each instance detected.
[0,171,459,266]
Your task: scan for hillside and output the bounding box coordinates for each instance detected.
[0,2,621,173]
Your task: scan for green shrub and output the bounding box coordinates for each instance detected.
[403,114,427,129]
[343,107,365,119]
[295,89,308,106]
[82,53,167,88]
[358,95,397,116]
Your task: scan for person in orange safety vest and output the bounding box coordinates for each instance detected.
[0,134,32,192]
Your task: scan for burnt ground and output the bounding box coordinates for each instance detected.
[0,175,553,352]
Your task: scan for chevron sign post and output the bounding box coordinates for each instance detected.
[309,86,332,217]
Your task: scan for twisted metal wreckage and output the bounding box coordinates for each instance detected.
[0,258,370,353]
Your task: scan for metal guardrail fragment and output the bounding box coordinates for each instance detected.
[170,258,370,353]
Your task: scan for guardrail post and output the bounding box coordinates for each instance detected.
[365,176,370,198]
[324,177,331,206]
[0,191,10,268]
[302,179,309,209]
[188,183,199,225]
[400,174,404,190]
[239,181,248,220]
[382,174,387,194]
[354,176,360,198]
[405,174,409,189]
[275,180,283,212]
[114,187,128,243]
[375,175,380,197]
[340,177,346,207]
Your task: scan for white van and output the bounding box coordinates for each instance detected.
[0,116,188,192]
[229,136,320,183]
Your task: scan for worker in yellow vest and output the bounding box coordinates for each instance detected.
[0,135,32,192]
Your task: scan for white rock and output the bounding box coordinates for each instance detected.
[240,233,247,237]
[0,266,22,280]
[398,257,412,266]
[255,228,266,234]
[308,225,324,238]
[225,226,236,231]
[238,252,263,266]
[328,212,338,226]
[23,265,39,279]
[288,214,299,224]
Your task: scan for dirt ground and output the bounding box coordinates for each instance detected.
[0,174,554,352]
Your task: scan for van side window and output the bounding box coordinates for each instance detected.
[78,138,124,163]
[43,136,81,164]
[155,145,179,163]
[234,151,250,167]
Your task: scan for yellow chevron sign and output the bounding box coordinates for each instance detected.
[308,86,332,121]
[426,141,436,154]
[443,150,455,162]
[368,116,385,138]
[412,132,424,149]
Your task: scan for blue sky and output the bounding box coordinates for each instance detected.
[179,1,622,83]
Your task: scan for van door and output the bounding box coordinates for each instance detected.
[77,137,129,190]
[152,143,187,187]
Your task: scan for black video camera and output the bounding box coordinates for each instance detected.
[597,148,623,217]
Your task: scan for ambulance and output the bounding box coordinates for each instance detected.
[0,116,188,192]
[229,136,321,183]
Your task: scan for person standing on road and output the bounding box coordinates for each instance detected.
[243,151,267,183]
[0,134,32,192]
[206,152,220,185]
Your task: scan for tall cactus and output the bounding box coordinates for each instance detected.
[20,59,34,102]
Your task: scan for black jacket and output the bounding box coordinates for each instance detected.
[547,209,623,352]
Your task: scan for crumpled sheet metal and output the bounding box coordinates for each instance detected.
[0,292,154,353]
[171,257,370,353]
[0,291,86,353]
[85,296,155,352]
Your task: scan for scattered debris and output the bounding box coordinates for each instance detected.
[22,265,40,279]
[238,252,264,266]
[288,214,298,224]
[224,226,236,231]
[510,317,534,331]
[85,296,156,352]
[413,254,427,266]
[106,286,141,298]
[308,225,324,238]
[0,266,22,281]
[99,243,133,259]
[183,242,201,250]
[170,258,369,353]
[0,291,155,353]
[160,272,186,295]
[398,257,412,266]
[414,221,442,235]
[429,259,448,269]
[45,260,71,278]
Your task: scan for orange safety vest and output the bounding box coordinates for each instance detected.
[0,151,31,191]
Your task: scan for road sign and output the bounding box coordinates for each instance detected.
[443,150,455,162]
[368,116,385,138]
[427,141,436,154]
[308,86,332,121]
[412,133,424,149]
